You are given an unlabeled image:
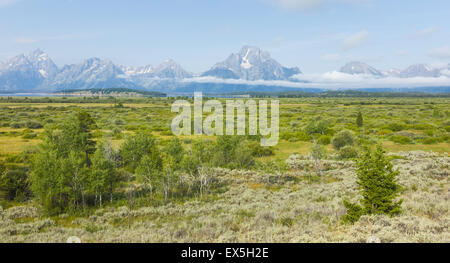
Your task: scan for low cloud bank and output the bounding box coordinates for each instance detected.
[182,72,450,90]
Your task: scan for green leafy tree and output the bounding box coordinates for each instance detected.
[356,111,364,127]
[305,120,330,135]
[165,138,184,170]
[0,166,30,202]
[31,149,88,214]
[43,111,96,163]
[90,141,117,206]
[181,140,214,176]
[213,136,254,169]
[30,113,117,214]
[161,155,180,202]
[310,141,327,176]
[135,151,163,206]
[331,130,355,150]
[120,131,159,172]
[343,146,402,224]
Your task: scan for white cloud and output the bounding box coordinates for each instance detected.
[441,69,450,77]
[321,53,341,61]
[298,71,450,89]
[182,73,450,90]
[15,34,78,44]
[341,30,368,51]
[427,46,450,60]
[274,0,326,9]
[396,50,407,56]
[269,0,366,10]
[15,37,39,44]
[0,0,21,7]
[413,27,438,38]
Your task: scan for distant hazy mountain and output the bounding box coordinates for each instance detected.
[382,68,402,77]
[339,61,383,76]
[121,59,192,79]
[202,46,301,81]
[0,48,449,93]
[0,49,58,91]
[441,64,450,77]
[399,64,441,78]
[339,61,448,79]
[48,58,140,90]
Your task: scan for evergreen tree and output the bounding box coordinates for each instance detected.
[356,111,364,127]
[343,146,402,223]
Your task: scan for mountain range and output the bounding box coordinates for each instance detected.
[0,47,449,93]
[339,61,448,78]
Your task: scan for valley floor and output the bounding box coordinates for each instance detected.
[0,151,448,243]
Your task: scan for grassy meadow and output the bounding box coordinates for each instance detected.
[0,95,448,243]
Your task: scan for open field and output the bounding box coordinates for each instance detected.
[0,96,448,243]
[0,97,448,157]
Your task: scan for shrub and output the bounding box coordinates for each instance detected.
[304,120,330,135]
[0,166,31,202]
[385,123,405,132]
[338,146,359,159]
[247,141,275,157]
[390,135,413,145]
[331,130,355,150]
[25,120,43,129]
[10,122,25,129]
[420,137,440,145]
[310,142,327,160]
[22,129,37,139]
[317,135,331,145]
[213,136,254,169]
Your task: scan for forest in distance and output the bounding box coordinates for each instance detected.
[0,95,448,243]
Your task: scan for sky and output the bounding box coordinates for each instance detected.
[1,0,449,74]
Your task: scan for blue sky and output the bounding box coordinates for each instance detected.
[1,0,449,73]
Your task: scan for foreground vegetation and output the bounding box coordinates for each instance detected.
[0,150,448,242]
[0,96,448,242]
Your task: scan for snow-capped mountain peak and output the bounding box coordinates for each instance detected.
[120,59,191,79]
[202,45,301,80]
[339,61,383,77]
[399,64,441,78]
[0,49,59,91]
[382,68,402,77]
[153,59,192,79]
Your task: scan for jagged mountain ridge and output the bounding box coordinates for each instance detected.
[202,46,302,81]
[0,48,449,93]
[340,61,383,77]
[339,61,448,78]
[0,49,58,91]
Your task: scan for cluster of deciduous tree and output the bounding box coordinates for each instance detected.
[30,111,117,214]
[26,111,264,215]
